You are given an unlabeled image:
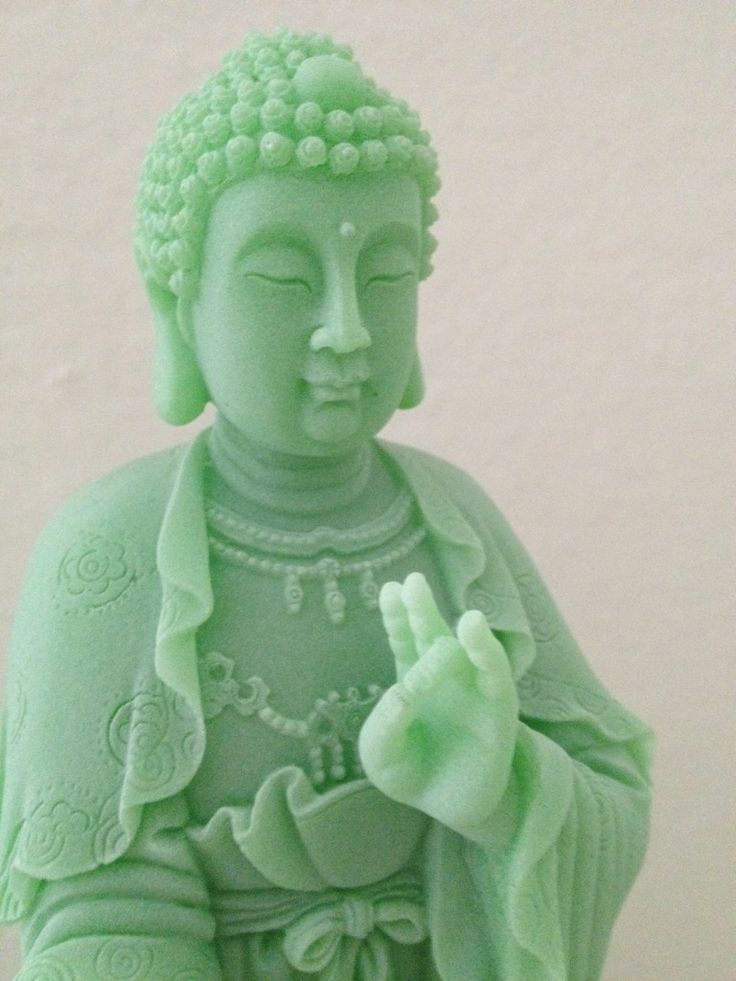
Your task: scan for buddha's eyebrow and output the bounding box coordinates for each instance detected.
[364,222,420,256]
[235,224,314,263]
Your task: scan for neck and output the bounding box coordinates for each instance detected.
[206,415,373,518]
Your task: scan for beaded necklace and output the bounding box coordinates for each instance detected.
[205,489,425,625]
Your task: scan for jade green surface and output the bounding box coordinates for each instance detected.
[0,29,652,980]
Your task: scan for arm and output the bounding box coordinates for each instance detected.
[360,573,652,981]
[0,459,216,974]
[18,794,222,980]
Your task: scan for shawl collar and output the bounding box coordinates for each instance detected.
[154,433,537,726]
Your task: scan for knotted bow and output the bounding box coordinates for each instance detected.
[282,893,427,980]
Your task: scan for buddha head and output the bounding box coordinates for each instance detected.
[135,29,440,455]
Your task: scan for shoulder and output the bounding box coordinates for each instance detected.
[34,443,182,549]
[381,438,485,494]
[380,439,507,529]
[380,438,539,585]
[1,444,200,902]
[44,444,183,540]
[15,444,185,622]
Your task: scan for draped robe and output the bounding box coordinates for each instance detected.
[0,432,652,979]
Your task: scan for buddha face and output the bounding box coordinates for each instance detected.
[184,173,422,456]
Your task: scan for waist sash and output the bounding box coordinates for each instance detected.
[212,870,427,979]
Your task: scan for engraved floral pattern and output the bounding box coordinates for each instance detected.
[517,671,642,740]
[107,683,202,795]
[108,691,176,790]
[16,955,76,980]
[57,532,134,609]
[20,801,92,867]
[515,572,559,643]
[466,586,510,624]
[16,791,127,876]
[92,792,129,864]
[517,672,571,718]
[94,938,154,979]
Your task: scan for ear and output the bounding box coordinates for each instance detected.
[399,353,425,409]
[145,280,209,425]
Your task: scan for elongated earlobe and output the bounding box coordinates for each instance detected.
[399,355,425,409]
[146,282,209,425]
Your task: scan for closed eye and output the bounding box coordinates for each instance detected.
[244,272,313,291]
[365,271,415,287]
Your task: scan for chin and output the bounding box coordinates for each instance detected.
[300,401,369,449]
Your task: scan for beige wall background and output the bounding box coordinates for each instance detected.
[1,2,733,978]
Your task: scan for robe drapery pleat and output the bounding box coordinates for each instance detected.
[1,433,652,979]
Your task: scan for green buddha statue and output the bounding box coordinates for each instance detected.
[0,29,652,980]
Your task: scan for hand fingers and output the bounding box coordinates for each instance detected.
[401,572,452,657]
[360,638,461,783]
[364,682,414,734]
[456,610,514,696]
[379,580,417,679]
[401,635,463,701]
[358,683,416,778]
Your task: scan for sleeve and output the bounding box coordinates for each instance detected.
[424,478,653,981]
[0,458,209,968]
[426,703,652,981]
[16,794,222,980]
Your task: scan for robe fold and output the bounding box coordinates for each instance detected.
[0,431,652,979]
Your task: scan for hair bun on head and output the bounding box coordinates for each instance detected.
[135,29,440,300]
[293,55,367,111]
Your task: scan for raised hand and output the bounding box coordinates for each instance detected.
[358,572,519,837]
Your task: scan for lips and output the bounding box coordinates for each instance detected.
[309,382,362,404]
[303,352,370,406]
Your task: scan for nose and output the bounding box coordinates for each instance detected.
[309,280,371,355]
